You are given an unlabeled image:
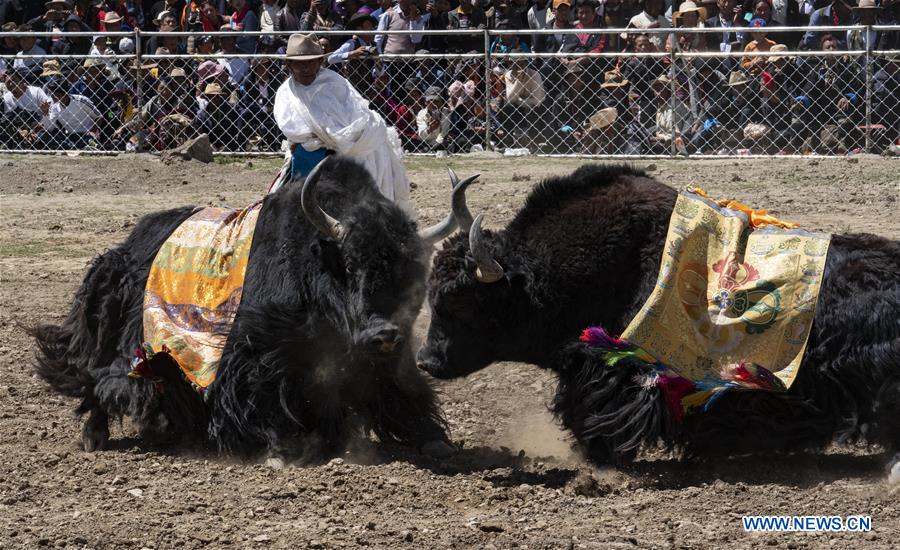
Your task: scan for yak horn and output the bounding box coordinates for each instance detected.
[469,214,504,283]
[419,170,480,245]
[448,167,476,231]
[301,158,345,241]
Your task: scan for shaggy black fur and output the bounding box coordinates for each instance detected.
[419,163,900,466]
[32,156,448,460]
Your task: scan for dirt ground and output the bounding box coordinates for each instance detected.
[1,153,898,550]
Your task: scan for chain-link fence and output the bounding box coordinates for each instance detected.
[1,27,897,157]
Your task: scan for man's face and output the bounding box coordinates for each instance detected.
[160,15,177,30]
[822,37,838,52]
[555,3,571,23]
[5,75,25,96]
[19,36,36,51]
[680,12,698,26]
[220,36,236,52]
[576,4,595,25]
[287,58,324,86]
[231,0,247,10]
[717,0,736,14]
[753,1,771,20]
[634,36,651,52]
[106,20,122,32]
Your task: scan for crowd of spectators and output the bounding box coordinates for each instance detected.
[0,0,897,154]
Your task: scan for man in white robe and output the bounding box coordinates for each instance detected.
[272,33,410,210]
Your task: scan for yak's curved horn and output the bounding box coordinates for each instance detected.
[419,170,480,245]
[301,158,345,241]
[469,214,504,283]
[448,167,476,232]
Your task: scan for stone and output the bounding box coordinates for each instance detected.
[252,534,271,542]
[162,134,214,164]
[126,488,144,498]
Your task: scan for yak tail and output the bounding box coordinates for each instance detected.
[29,323,90,400]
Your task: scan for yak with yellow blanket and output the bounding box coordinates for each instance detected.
[419,164,900,478]
[31,157,476,463]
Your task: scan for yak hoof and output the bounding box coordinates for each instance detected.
[265,456,287,470]
[81,410,109,452]
[889,455,900,489]
[421,440,456,459]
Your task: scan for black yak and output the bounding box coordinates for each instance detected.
[31,156,475,463]
[418,164,900,475]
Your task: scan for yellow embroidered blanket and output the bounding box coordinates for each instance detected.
[134,201,263,392]
[621,189,830,390]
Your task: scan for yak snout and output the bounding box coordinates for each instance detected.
[356,320,403,354]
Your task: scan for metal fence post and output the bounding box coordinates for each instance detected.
[484,30,492,151]
[669,46,677,158]
[134,29,144,153]
[864,25,873,154]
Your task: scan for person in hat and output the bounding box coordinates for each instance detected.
[648,73,692,154]
[12,24,48,77]
[416,85,451,150]
[150,0,185,27]
[273,32,411,209]
[51,15,92,56]
[100,10,123,32]
[37,77,101,150]
[1,68,52,148]
[239,57,280,151]
[73,56,118,145]
[847,0,882,52]
[301,0,344,32]
[40,60,63,82]
[191,81,243,150]
[327,11,379,97]
[114,75,182,150]
[670,1,707,51]
[447,0,487,53]
[801,0,853,50]
[741,18,780,75]
[1,22,20,58]
[566,0,605,73]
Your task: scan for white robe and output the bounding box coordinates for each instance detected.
[273,69,410,211]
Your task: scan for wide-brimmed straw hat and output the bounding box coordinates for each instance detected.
[600,71,630,89]
[203,82,225,96]
[852,0,881,10]
[589,107,618,130]
[727,71,751,86]
[768,43,793,62]
[40,60,62,77]
[673,1,707,23]
[285,33,326,61]
[103,11,123,24]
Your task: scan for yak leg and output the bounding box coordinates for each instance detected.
[371,359,451,454]
[82,408,110,452]
[874,378,900,486]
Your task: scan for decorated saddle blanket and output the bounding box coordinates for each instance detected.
[581,188,831,419]
[130,201,263,393]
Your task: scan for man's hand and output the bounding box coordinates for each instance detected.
[348,46,369,59]
[310,0,321,14]
[837,97,850,111]
[39,100,50,117]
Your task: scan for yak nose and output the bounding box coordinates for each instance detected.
[367,326,402,353]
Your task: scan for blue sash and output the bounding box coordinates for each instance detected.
[290,145,329,180]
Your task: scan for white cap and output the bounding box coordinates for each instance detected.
[118,37,135,54]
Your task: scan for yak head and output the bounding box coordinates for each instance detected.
[417,209,540,379]
[299,160,476,361]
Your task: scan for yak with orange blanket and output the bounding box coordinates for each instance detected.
[30,157,475,463]
[418,164,900,478]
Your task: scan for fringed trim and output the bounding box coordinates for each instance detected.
[128,342,208,396]
[579,326,787,423]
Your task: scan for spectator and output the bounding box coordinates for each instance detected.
[500,57,546,145]
[375,0,427,54]
[706,0,743,52]
[150,0,186,24]
[193,80,243,149]
[447,0,486,52]
[649,73,691,154]
[624,0,670,51]
[756,44,796,153]
[670,1,706,51]
[39,77,101,149]
[534,0,578,54]
[274,0,305,32]
[239,58,279,150]
[259,0,279,31]
[422,0,452,53]
[301,0,344,31]
[225,0,258,53]
[168,66,197,112]
[569,0,607,73]
[73,0,102,31]
[217,27,250,86]
[602,0,627,50]
[527,0,553,50]
[741,18,778,75]
[795,33,864,152]
[39,59,63,85]
[195,33,215,54]
[145,10,180,54]
[1,68,50,148]
[100,10,124,33]
[490,19,531,55]
[801,0,852,50]
[1,22,19,57]
[13,24,47,78]
[26,3,69,51]
[328,12,379,97]
[52,15,94,56]
[74,57,116,144]
[200,0,226,29]
[111,0,145,30]
[445,77,485,153]
[412,49,449,90]
[182,0,207,31]
[416,85,451,149]
[487,0,527,29]
[871,52,899,146]
[114,75,182,149]
[846,0,881,53]
[716,70,758,150]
